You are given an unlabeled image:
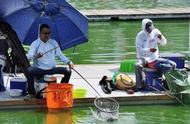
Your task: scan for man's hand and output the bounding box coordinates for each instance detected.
[150,48,157,52]
[157,34,162,40]
[69,64,74,69]
[35,52,43,59]
[68,61,74,69]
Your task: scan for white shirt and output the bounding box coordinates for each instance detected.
[27,38,70,70]
[136,28,167,63]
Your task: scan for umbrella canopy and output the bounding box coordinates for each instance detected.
[0,0,88,50]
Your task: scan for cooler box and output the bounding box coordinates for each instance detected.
[143,68,163,91]
[159,53,185,69]
[10,77,27,95]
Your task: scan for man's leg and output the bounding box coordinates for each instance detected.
[155,58,176,73]
[47,67,71,83]
[153,58,176,89]
[26,67,46,95]
[135,62,144,90]
[168,59,176,70]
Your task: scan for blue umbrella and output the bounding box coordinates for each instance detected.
[0,0,88,50]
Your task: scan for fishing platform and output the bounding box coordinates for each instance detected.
[0,64,177,109]
[80,7,190,21]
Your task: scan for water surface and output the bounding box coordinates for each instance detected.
[64,20,189,64]
[0,105,190,124]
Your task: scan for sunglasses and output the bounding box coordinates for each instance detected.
[41,32,51,35]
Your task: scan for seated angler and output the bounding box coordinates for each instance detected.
[26,24,74,97]
[135,19,176,91]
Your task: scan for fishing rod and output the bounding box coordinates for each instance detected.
[72,68,101,97]
[157,83,186,106]
[149,85,186,106]
[35,46,59,59]
[42,46,59,56]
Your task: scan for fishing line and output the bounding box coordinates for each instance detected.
[72,68,101,97]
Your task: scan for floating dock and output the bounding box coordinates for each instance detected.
[80,7,190,21]
[0,64,176,109]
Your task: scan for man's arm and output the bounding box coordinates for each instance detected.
[26,41,38,60]
[154,29,167,45]
[53,41,73,65]
[55,47,74,68]
[55,46,70,63]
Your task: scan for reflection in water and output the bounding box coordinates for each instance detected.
[0,105,190,124]
[46,110,73,124]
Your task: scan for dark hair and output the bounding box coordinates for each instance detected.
[40,24,50,33]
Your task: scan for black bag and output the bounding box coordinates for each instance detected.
[99,76,115,94]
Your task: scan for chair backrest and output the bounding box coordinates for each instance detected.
[0,21,30,76]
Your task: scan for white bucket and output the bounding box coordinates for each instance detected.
[53,74,65,83]
[44,75,56,82]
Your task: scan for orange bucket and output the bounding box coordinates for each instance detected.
[46,83,73,109]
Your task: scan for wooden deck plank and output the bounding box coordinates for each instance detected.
[80,7,190,15]
[0,94,176,109]
[80,7,190,21]
[0,64,177,109]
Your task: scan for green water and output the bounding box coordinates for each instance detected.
[0,105,190,124]
[64,19,189,64]
[69,0,190,10]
